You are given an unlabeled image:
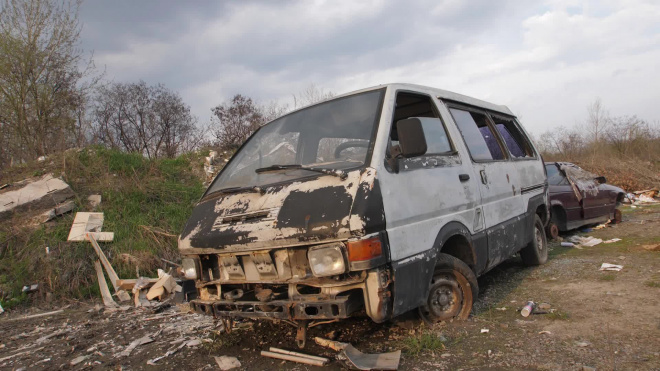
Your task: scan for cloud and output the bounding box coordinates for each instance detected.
[80,0,660,134]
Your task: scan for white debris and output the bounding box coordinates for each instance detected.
[480,329,489,333]
[599,263,623,271]
[215,355,241,370]
[604,238,622,244]
[70,355,89,366]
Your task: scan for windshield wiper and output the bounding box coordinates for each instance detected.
[217,185,264,194]
[255,164,347,179]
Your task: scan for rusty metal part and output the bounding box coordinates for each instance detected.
[296,320,308,348]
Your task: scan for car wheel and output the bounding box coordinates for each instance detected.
[418,253,478,324]
[545,222,559,240]
[521,215,548,266]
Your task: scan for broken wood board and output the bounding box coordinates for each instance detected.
[95,260,119,308]
[67,212,114,241]
[34,200,76,223]
[88,233,120,291]
[117,278,159,290]
[0,174,74,220]
[146,274,177,300]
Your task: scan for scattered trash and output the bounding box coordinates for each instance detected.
[36,200,76,223]
[68,212,114,241]
[593,223,609,230]
[480,328,489,333]
[6,309,64,322]
[95,260,119,308]
[568,236,602,247]
[146,341,185,365]
[521,301,535,317]
[495,307,507,311]
[599,263,623,271]
[146,270,178,300]
[22,284,39,293]
[70,355,89,366]
[261,347,329,366]
[119,332,157,357]
[37,155,47,162]
[604,238,622,244]
[561,242,574,247]
[0,302,4,314]
[88,194,102,208]
[575,341,590,347]
[214,355,241,370]
[0,174,74,220]
[539,331,552,335]
[315,337,401,370]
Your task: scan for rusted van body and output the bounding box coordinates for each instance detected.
[179,84,548,343]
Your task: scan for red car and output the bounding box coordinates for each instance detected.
[545,162,625,239]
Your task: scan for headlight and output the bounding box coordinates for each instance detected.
[308,244,346,277]
[182,258,198,280]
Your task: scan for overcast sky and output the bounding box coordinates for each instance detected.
[79,0,660,135]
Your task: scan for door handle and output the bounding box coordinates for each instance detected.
[459,174,470,182]
[480,170,488,184]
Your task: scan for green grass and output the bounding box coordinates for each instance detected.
[645,281,660,288]
[545,310,570,320]
[0,147,206,309]
[401,331,448,356]
[599,274,617,281]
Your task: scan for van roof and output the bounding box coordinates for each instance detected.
[347,83,516,117]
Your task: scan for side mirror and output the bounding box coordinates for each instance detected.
[394,118,427,158]
[595,176,607,184]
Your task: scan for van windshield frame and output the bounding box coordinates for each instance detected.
[205,88,385,196]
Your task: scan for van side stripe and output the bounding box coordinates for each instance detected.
[521,183,545,194]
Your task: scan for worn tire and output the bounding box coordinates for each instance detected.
[418,253,478,323]
[521,215,548,266]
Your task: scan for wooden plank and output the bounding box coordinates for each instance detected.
[116,278,159,290]
[94,260,118,308]
[88,233,119,292]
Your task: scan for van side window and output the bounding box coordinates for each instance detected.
[390,93,453,155]
[492,116,534,158]
[449,108,505,161]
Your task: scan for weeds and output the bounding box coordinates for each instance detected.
[599,274,617,281]
[546,310,570,320]
[0,147,206,308]
[401,331,447,356]
[644,281,660,288]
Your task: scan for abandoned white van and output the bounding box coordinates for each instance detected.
[179,83,548,346]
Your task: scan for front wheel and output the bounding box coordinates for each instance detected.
[418,254,478,323]
[521,215,548,266]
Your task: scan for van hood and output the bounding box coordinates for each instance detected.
[178,167,385,253]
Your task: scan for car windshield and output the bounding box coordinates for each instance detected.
[206,89,384,194]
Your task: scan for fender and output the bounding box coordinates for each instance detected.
[524,193,548,245]
[390,221,481,317]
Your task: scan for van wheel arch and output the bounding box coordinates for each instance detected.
[431,222,477,272]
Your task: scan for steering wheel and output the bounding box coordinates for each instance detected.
[334,140,369,159]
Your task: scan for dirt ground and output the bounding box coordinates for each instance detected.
[1,204,659,370]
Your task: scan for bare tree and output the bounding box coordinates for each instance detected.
[94,81,200,158]
[292,83,334,108]
[211,94,264,150]
[586,98,609,145]
[0,0,97,168]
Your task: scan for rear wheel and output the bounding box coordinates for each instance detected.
[521,215,548,266]
[545,221,559,240]
[418,254,478,323]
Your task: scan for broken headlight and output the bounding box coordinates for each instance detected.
[181,258,199,280]
[308,243,346,277]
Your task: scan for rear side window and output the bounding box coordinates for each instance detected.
[450,108,505,161]
[492,116,534,158]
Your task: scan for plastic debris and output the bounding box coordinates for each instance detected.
[561,242,574,247]
[599,263,623,271]
[521,301,535,317]
[603,238,622,244]
[480,328,489,333]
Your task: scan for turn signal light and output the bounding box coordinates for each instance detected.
[347,236,382,262]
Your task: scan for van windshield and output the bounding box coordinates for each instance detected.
[206,89,384,194]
